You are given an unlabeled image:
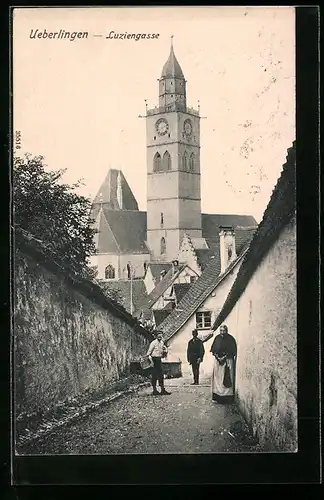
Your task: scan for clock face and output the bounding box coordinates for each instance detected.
[184,119,193,137]
[156,118,169,136]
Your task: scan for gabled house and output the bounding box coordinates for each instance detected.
[159,226,256,376]
[135,261,199,324]
[211,142,297,452]
[143,262,173,294]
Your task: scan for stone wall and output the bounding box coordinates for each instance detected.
[223,215,297,451]
[14,243,152,418]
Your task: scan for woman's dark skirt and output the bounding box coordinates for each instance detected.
[212,393,234,404]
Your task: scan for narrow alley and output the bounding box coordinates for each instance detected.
[23,376,261,455]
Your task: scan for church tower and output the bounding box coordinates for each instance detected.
[146,39,202,262]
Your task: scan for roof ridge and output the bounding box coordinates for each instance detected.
[161,248,249,342]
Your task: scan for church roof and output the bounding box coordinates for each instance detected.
[91,205,150,254]
[161,44,184,79]
[93,169,139,211]
[91,205,257,259]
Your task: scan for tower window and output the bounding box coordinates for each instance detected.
[153,136,156,140]
[163,150,171,171]
[183,151,189,171]
[153,152,162,172]
[105,264,115,280]
[189,153,195,172]
[160,212,164,226]
[160,237,166,255]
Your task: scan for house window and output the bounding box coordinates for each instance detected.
[105,264,115,279]
[190,276,197,283]
[160,237,166,255]
[196,311,212,329]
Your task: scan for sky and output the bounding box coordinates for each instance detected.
[13,6,295,223]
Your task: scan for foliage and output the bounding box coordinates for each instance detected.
[13,153,97,278]
[101,285,125,309]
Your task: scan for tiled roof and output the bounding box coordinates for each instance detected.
[91,206,150,255]
[135,264,186,313]
[92,207,120,253]
[100,279,148,314]
[201,213,257,236]
[194,248,215,270]
[91,175,257,260]
[141,308,154,322]
[153,309,172,326]
[160,242,253,343]
[173,283,192,303]
[162,301,175,312]
[146,262,172,280]
[161,44,184,79]
[93,169,139,210]
[213,142,296,331]
[196,226,258,271]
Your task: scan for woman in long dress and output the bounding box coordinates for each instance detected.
[210,325,237,403]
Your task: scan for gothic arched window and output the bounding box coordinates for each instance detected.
[189,153,195,172]
[182,151,189,171]
[153,152,162,172]
[160,237,166,255]
[105,264,115,279]
[163,151,171,171]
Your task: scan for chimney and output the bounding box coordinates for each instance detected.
[219,226,237,274]
[172,259,179,275]
[160,269,167,281]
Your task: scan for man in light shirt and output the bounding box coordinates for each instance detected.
[147,331,171,396]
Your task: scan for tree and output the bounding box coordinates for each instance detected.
[13,153,97,278]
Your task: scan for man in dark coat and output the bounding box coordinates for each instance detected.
[187,329,205,385]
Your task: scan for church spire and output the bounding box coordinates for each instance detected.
[161,36,184,79]
[159,38,186,109]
